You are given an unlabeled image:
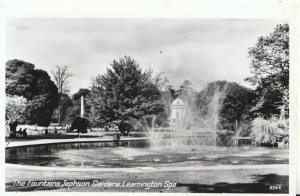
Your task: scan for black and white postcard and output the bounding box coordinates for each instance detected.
[1,1,299,195]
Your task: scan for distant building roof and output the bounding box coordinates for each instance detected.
[171,98,184,106]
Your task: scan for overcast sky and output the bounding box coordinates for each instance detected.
[6,18,286,94]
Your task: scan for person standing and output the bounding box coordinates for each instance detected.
[23,128,28,138]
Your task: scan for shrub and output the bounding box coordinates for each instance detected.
[250,116,288,147]
[70,117,89,133]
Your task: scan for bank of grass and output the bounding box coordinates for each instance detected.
[5,166,288,193]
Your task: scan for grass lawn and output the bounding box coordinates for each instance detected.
[6,165,288,193]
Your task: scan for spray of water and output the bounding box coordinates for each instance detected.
[142,83,229,152]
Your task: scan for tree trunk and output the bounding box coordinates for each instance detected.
[118,122,126,136]
[9,121,18,138]
[58,104,61,125]
[58,96,62,125]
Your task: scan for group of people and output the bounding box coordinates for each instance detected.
[16,128,28,138]
[44,127,59,135]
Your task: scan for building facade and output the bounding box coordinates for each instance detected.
[170,98,185,127]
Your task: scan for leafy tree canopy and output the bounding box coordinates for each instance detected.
[246,24,289,89]
[246,24,289,118]
[89,56,164,134]
[6,59,59,126]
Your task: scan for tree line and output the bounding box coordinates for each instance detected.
[5,24,289,144]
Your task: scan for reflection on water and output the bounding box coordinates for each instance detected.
[6,141,288,168]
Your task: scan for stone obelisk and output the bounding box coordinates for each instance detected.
[80,95,84,118]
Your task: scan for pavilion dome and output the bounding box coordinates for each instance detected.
[171,98,184,106]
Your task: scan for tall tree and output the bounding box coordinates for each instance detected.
[52,94,73,124]
[51,65,73,94]
[51,65,73,124]
[150,71,170,127]
[89,56,164,135]
[246,23,289,118]
[6,59,59,127]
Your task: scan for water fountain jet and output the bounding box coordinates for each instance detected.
[143,83,229,152]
